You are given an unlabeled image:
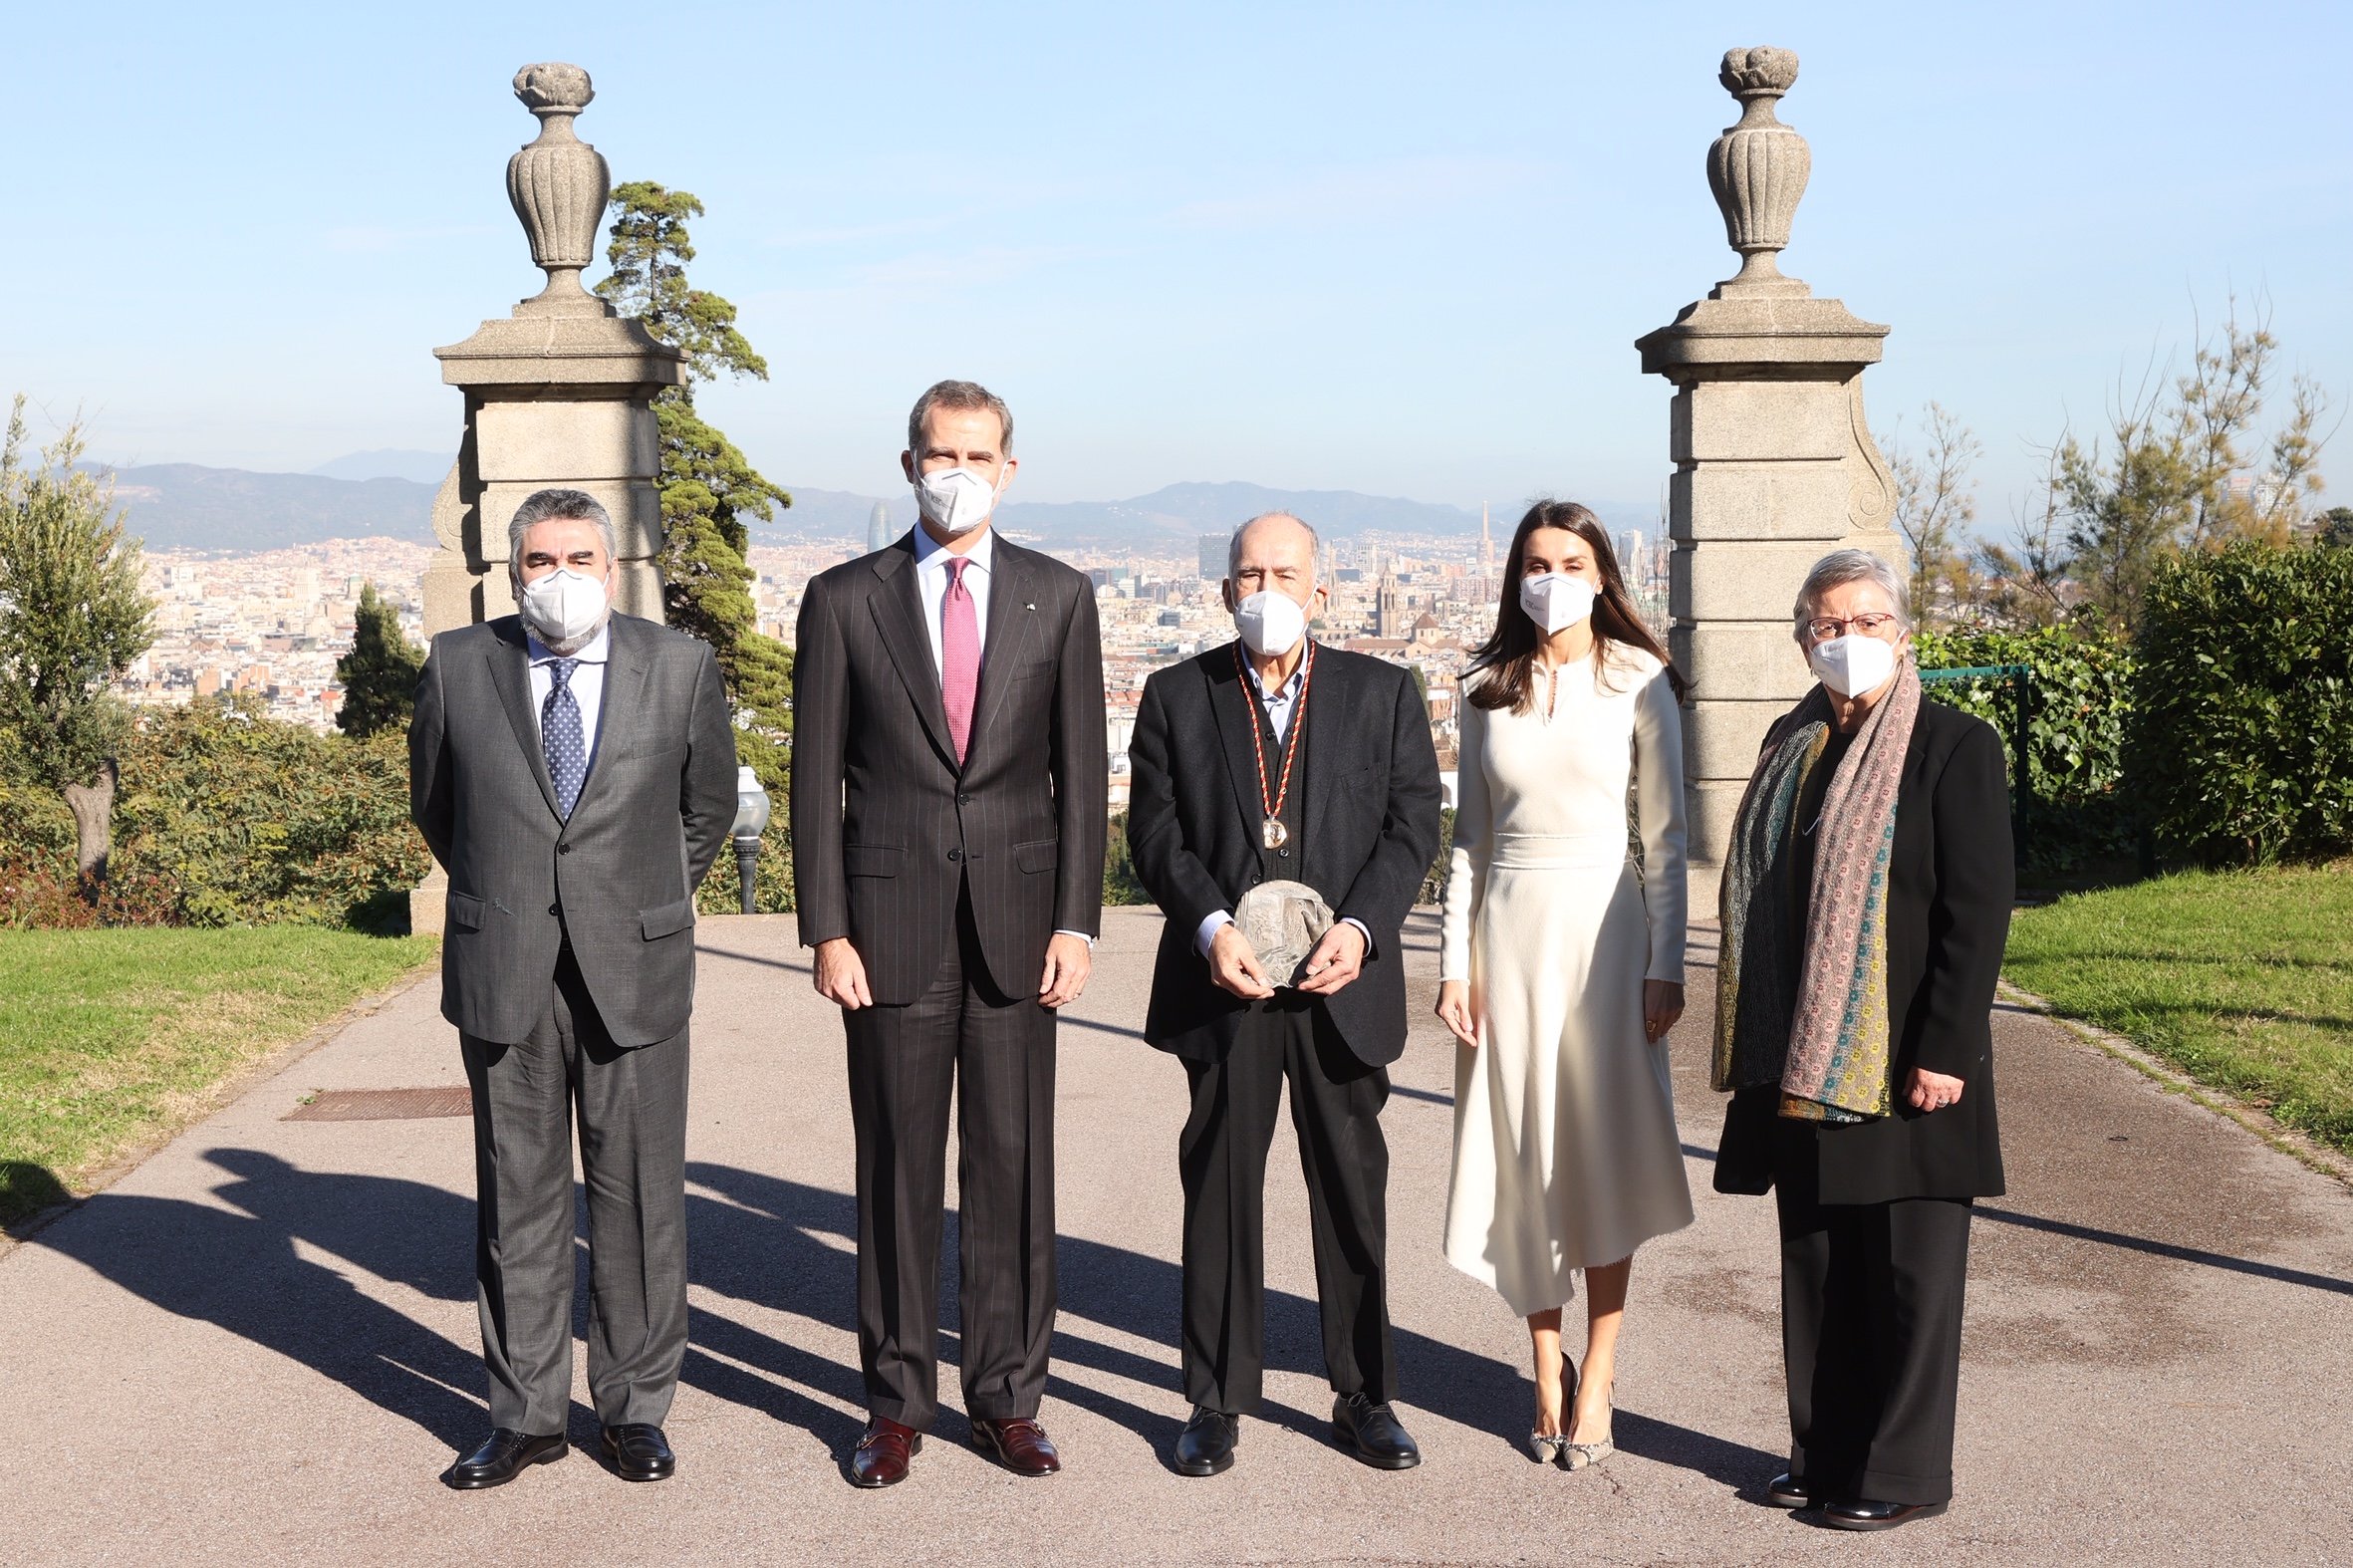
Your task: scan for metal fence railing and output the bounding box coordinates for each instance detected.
[1919,662,2033,867]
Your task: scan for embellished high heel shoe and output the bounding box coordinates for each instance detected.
[1527,1359,1579,1467]
[1564,1387,1615,1471]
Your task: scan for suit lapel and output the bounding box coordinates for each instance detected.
[485,619,562,820]
[1299,647,1347,881]
[568,615,651,818]
[868,541,958,769]
[1206,645,1268,849]
[968,539,1039,758]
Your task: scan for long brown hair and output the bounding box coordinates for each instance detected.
[1466,499,1688,712]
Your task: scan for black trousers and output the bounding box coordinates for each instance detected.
[845,889,1056,1431]
[1179,992,1394,1414]
[460,943,690,1435]
[1775,1177,1973,1506]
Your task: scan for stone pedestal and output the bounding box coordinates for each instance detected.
[1634,48,1899,917]
[410,63,688,936]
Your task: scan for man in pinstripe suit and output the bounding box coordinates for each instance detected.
[790,381,1108,1487]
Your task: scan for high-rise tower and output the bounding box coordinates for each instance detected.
[868,500,893,552]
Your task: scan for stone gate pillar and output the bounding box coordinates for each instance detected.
[1635,47,1898,917]
[419,62,686,638]
[411,62,688,934]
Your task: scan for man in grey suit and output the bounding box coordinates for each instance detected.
[792,380,1107,1487]
[410,487,737,1489]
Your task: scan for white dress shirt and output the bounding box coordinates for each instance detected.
[911,522,994,676]
[527,623,611,775]
[1195,642,1371,961]
[910,522,1092,949]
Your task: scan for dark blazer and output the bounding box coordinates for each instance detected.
[1128,642,1442,1067]
[789,531,1107,1005]
[409,612,739,1047]
[1714,698,2013,1204]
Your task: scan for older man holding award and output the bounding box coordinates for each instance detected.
[1127,512,1443,1479]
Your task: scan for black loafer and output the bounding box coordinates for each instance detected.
[444,1429,565,1489]
[1332,1393,1422,1470]
[1766,1472,1819,1509]
[1172,1407,1240,1477]
[1823,1497,1950,1531]
[601,1423,676,1482]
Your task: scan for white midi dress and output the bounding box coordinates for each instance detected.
[1439,648,1693,1316]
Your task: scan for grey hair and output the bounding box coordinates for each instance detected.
[507,488,617,571]
[1791,548,1910,643]
[1228,511,1321,580]
[907,379,1014,456]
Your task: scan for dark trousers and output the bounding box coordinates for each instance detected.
[460,944,689,1436]
[845,891,1057,1431]
[1775,1179,1973,1506]
[1179,993,1395,1415]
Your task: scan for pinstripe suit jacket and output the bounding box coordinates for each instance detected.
[790,530,1108,1005]
[409,613,739,1047]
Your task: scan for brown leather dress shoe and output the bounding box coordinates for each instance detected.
[970,1417,1062,1476]
[849,1416,922,1488]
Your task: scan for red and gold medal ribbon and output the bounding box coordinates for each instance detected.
[1236,640,1314,846]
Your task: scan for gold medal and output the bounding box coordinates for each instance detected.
[1238,642,1313,857]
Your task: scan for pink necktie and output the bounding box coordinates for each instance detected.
[941,556,979,764]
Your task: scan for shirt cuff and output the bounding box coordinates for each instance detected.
[1053,928,1097,949]
[1340,915,1372,956]
[1195,911,1233,957]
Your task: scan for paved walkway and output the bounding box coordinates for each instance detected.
[3,910,2349,1565]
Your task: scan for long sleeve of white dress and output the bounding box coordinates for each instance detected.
[1633,666,1689,984]
[1438,695,1490,984]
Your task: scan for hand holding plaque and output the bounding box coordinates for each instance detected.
[1232,880,1335,989]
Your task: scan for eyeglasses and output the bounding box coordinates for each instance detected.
[1802,612,1903,643]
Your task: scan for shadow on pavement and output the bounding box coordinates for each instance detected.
[31,1147,1784,1483]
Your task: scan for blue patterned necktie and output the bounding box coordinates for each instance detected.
[542,657,586,818]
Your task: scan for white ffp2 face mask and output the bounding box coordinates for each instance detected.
[519,566,611,649]
[1233,590,1307,658]
[1808,633,1899,698]
[913,465,1001,536]
[1519,573,1597,635]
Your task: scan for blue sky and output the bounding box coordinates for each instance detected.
[3,1,2347,533]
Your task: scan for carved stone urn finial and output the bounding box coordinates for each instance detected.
[1705,46,1811,297]
[506,63,612,318]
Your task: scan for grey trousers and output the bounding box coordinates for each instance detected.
[460,944,690,1436]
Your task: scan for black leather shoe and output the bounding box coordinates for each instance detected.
[1332,1393,1422,1470]
[1171,1407,1240,1476]
[601,1423,676,1481]
[1766,1472,1819,1509]
[443,1429,565,1489]
[1823,1497,1950,1531]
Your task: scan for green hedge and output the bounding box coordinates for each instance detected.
[2132,544,2353,864]
[1,695,427,929]
[1915,626,2138,873]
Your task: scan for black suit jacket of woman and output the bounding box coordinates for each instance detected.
[1127,642,1442,1067]
[1714,698,2014,1205]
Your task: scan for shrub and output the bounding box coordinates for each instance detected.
[2131,543,2353,864]
[0,695,428,928]
[1915,626,2139,873]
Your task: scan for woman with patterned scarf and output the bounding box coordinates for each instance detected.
[1711,549,2013,1534]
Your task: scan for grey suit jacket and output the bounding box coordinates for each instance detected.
[790,531,1108,1005]
[410,612,739,1047]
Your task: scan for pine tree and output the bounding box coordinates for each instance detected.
[597,181,794,798]
[335,582,424,739]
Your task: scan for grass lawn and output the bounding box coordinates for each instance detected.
[0,927,435,1226]
[2004,865,2353,1158]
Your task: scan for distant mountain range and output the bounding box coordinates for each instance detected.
[90,457,1649,554]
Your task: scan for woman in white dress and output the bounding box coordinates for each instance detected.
[1437,500,1692,1469]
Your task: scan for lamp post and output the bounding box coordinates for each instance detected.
[730,764,772,915]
